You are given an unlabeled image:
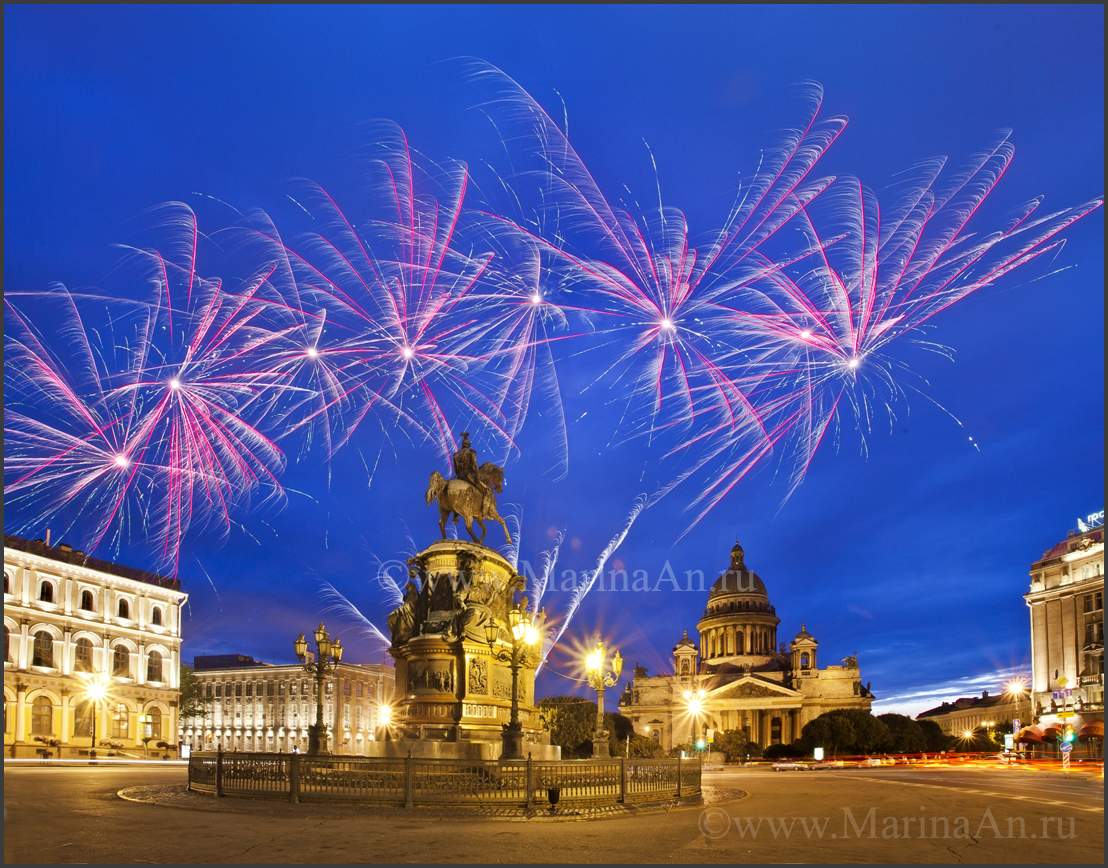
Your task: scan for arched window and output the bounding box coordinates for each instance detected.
[31,696,54,735]
[147,650,164,683]
[117,599,130,619]
[2,624,10,663]
[74,638,94,672]
[3,572,10,595]
[151,607,163,627]
[800,652,811,670]
[113,645,130,677]
[73,701,94,738]
[79,590,95,612]
[32,631,54,668]
[146,707,163,739]
[39,582,54,604]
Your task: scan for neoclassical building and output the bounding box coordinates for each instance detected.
[4,535,188,758]
[1025,515,1104,732]
[180,654,395,754]
[619,542,874,751]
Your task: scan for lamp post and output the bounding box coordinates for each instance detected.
[82,676,110,756]
[683,688,707,752]
[584,639,622,758]
[484,603,542,759]
[294,623,344,756]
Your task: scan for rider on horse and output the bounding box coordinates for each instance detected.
[452,432,491,504]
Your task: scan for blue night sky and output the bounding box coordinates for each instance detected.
[5,5,1104,716]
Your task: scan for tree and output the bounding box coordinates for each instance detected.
[916,719,950,752]
[538,696,596,758]
[800,710,891,756]
[713,729,750,762]
[764,742,804,760]
[878,713,926,753]
[178,664,207,721]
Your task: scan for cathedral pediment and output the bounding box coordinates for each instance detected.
[707,675,800,700]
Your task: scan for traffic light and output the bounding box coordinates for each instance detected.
[1061,724,1076,744]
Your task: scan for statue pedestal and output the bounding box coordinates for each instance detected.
[388,540,556,758]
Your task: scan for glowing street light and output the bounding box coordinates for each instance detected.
[684,687,707,747]
[1005,677,1028,699]
[82,675,111,754]
[583,638,623,758]
[484,603,543,759]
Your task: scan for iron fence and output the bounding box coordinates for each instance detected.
[187,751,701,810]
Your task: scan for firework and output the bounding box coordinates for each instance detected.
[254,121,569,469]
[466,63,846,446]
[5,204,290,572]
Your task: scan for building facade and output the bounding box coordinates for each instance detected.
[916,689,1032,737]
[619,542,874,752]
[180,654,395,754]
[3,535,187,758]
[1025,514,1104,734]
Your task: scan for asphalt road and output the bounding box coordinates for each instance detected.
[3,763,1103,863]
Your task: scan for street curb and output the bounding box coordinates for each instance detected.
[116,785,737,823]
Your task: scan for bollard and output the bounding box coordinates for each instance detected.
[525,753,534,811]
[675,753,682,799]
[288,752,301,804]
[216,747,225,797]
[619,756,627,804]
[404,750,414,808]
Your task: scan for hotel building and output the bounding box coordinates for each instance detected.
[3,534,188,758]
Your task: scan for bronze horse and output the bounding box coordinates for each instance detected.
[426,462,512,544]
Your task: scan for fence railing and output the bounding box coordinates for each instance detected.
[188,751,701,810]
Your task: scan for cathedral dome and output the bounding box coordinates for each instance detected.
[696,541,781,665]
[703,542,775,618]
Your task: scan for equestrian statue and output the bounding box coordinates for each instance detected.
[425,432,512,544]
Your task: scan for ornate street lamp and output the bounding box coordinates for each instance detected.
[584,639,623,758]
[294,623,344,755]
[484,603,542,759]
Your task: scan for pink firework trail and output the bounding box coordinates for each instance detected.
[466,63,846,450]
[675,134,1103,531]
[5,203,291,573]
[250,121,568,468]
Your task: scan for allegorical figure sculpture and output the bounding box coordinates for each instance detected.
[426,431,512,544]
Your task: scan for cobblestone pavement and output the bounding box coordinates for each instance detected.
[4,764,1103,863]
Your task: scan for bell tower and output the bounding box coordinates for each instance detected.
[673,630,699,678]
[790,625,818,673]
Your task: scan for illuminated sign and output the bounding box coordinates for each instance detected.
[1076,510,1104,533]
